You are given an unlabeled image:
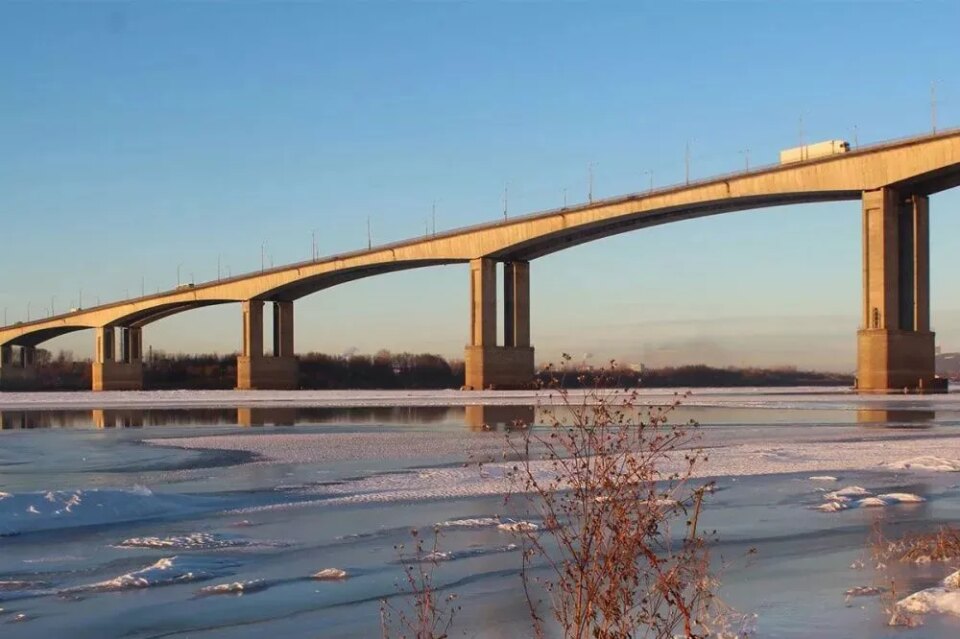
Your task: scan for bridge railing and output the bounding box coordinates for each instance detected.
[348,125,960,252]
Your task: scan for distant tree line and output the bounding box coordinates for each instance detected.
[540,363,853,389]
[7,349,852,391]
[15,350,90,390]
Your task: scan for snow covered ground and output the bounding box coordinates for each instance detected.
[145,431,960,509]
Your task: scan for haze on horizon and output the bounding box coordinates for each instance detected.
[2,3,959,373]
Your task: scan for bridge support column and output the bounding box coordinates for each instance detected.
[857,188,940,393]
[237,300,299,390]
[92,326,144,391]
[464,259,535,390]
[0,344,39,389]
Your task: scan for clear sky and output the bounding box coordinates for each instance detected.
[2,2,959,371]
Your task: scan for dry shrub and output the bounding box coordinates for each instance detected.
[879,577,923,629]
[865,519,928,628]
[380,527,461,639]
[872,522,960,564]
[502,359,751,639]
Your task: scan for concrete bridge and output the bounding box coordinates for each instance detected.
[2,129,959,393]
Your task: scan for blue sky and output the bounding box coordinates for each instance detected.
[1,2,959,370]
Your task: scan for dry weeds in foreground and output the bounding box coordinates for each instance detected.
[380,361,753,638]
[379,527,461,639]
[864,519,960,628]
[500,361,752,639]
[872,521,960,564]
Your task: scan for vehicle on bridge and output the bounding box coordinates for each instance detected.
[780,139,850,164]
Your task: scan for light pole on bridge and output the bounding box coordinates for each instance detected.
[588,163,595,203]
[931,81,937,134]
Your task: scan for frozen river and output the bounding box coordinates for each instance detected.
[3,387,960,638]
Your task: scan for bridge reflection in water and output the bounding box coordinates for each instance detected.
[236,407,298,427]
[92,409,145,428]
[856,408,936,427]
[464,405,536,431]
[0,405,538,430]
[0,405,945,431]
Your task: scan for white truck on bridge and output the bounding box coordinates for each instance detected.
[779,139,850,164]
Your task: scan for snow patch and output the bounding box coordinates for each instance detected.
[817,486,925,513]
[896,568,960,617]
[809,476,838,482]
[197,580,268,596]
[881,456,960,472]
[943,570,960,589]
[898,587,960,616]
[65,556,235,593]
[401,544,519,564]
[115,532,277,550]
[497,521,538,533]
[423,551,452,562]
[312,568,348,580]
[436,517,502,529]
[824,486,871,500]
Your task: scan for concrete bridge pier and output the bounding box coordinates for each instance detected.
[857,188,939,393]
[463,258,535,389]
[92,326,144,391]
[237,300,299,390]
[0,344,39,389]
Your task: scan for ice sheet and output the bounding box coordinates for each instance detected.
[0,487,217,536]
